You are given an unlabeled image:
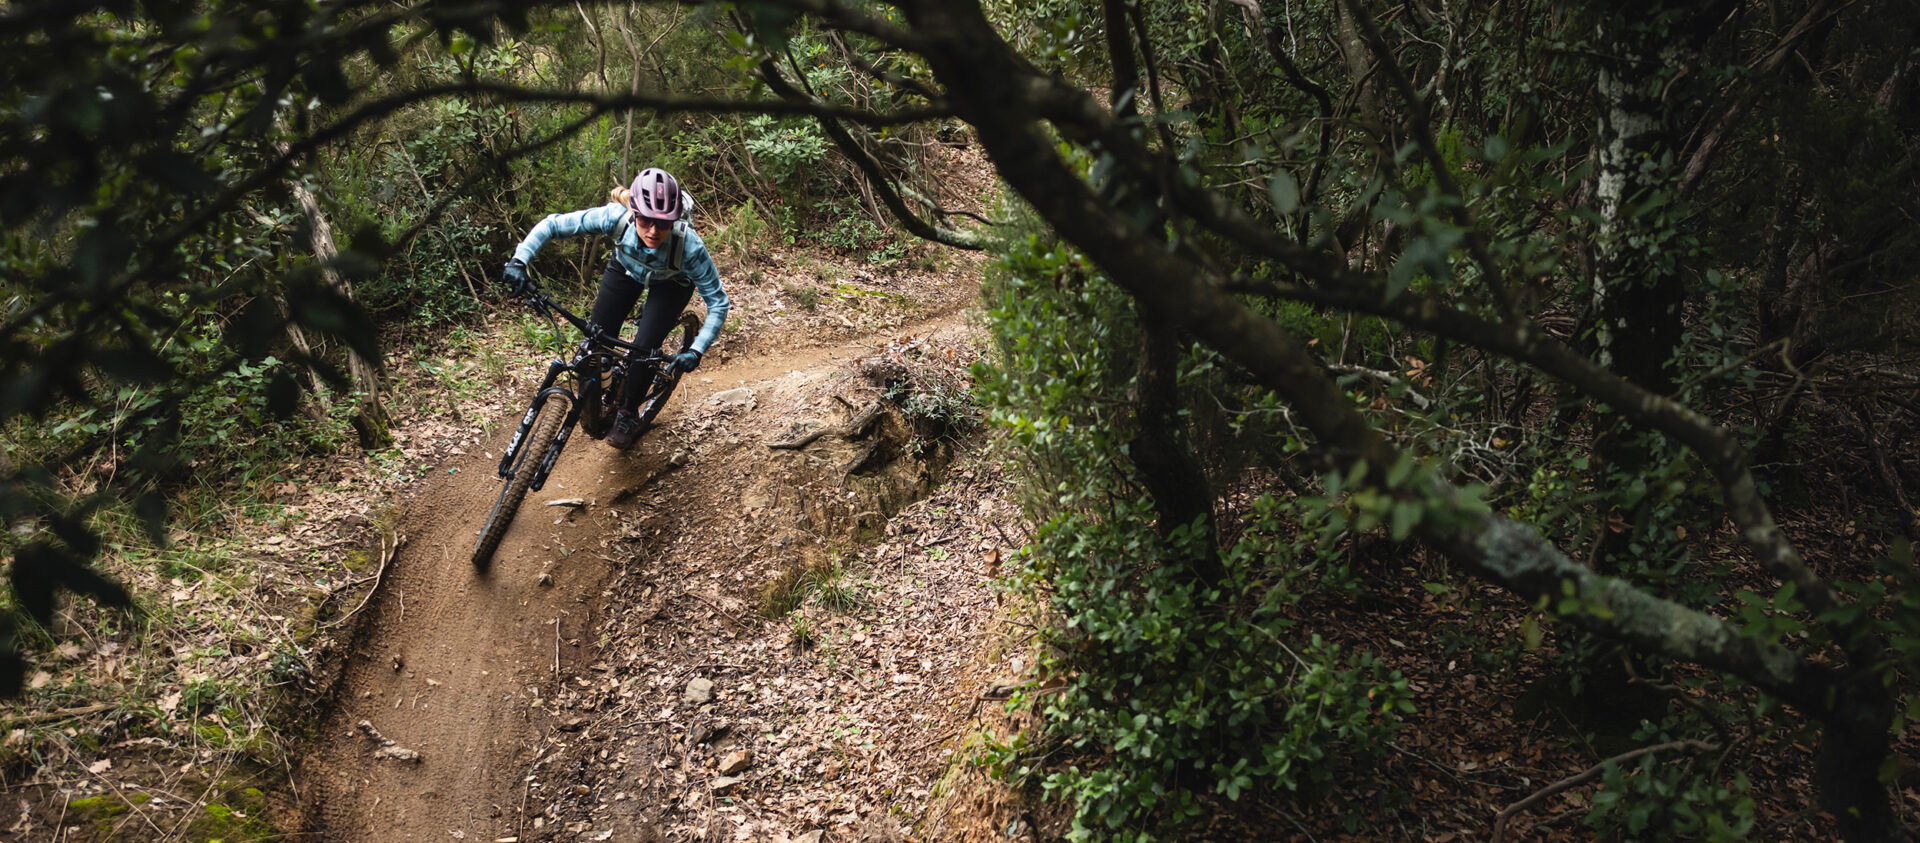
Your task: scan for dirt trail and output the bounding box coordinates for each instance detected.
[296,308,967,841]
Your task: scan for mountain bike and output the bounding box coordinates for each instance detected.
[471,276,698,570]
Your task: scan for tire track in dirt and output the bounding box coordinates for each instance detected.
[296,306,969,841]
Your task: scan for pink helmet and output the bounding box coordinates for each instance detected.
[629,168,682,221]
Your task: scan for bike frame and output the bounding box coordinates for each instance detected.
[492,285,667,491]
[495,293,622,485]
[473,274,694,569]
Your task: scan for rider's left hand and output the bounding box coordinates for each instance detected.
[671,349,702,373]
[501,258,530,294]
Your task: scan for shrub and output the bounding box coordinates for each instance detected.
[975,211,1410,837]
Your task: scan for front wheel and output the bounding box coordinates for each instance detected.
[472,394,571,570]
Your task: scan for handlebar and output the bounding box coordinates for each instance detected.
[514,276,641,353]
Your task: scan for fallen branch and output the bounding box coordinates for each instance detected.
[355,719,422,763]
[5,703,113,726]
[1491,739,1716,842]
[911,728,958,754]
[1852,403,1920,540]
[684,590,752,630]
[326,529,405,630]
[765,401,885,449]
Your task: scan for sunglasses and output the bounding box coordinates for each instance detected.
[631,209,673,231]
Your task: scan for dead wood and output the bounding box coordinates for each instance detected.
[765,400,886,450]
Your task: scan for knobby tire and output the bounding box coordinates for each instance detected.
[472,394,571,570]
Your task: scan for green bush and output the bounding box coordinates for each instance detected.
[975,213,1410,838]
[1587,751,1755,841]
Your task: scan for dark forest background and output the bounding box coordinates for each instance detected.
[3,1,1918,839]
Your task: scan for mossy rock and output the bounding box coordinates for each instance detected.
[341,548,377,573]
[186,787,276,841]
[67,793,151,836]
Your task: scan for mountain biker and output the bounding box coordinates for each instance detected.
[500,167,730,449]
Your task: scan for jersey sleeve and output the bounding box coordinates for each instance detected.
[680,230,730,355]
[512,203,627,265]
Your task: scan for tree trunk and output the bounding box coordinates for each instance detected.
[274,293,332,422]
[1587,4,1694,573]
[1130,306,1222,584]
[290,176,391,449]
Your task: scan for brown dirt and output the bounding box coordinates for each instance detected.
[291,228,1027,840]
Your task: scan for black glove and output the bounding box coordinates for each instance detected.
[671,349,702,373]
[501,258,530,294]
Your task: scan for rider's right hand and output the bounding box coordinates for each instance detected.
[502,258,530,294]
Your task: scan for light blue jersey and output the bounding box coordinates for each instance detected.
[512,202,730,354]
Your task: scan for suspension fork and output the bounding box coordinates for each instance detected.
[497,360,570,479]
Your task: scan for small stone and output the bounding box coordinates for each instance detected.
[794,831,824,843]
[717,749,752,776]
[537,572,554,587]
[571,784,589,795]
[687,722,721,745]
[683,677,714,704]
[710,775,741,794]
[711,388,756,413]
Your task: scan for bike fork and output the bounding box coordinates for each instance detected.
[497,361,568,479]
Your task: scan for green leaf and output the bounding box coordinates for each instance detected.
[1269,171,1300,215]
[1389,501,1420,541]
[1484,135,1509,161]
[1386,239,1427,301]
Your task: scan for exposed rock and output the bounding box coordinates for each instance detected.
[718,749,752,775]
[710,775,741,794]
[683,677,715,704]
[712,388,756,413]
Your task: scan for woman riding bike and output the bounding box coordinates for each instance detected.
[500,167,730,448]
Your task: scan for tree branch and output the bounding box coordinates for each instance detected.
[749,32,984,249]
[1491,740,1718,843]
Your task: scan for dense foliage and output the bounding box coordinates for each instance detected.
[976,222,1422,836]
[4,0,1919,839]
[0,0,931,698]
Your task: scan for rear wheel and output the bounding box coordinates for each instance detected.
[634,312,700,432]
[472,394,571,570]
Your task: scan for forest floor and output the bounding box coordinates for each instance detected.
[0,139,1896,842]
[0,142,1051,842]
[289,237,1032,842]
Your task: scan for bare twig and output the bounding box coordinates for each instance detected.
[683,590,751,630]
[1491,740,1716,842]
[81,760,167,839]
[3,703,112,726]
[326,528,404,630]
